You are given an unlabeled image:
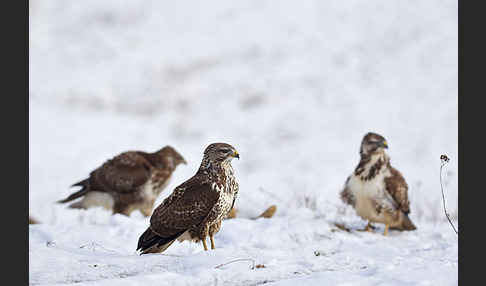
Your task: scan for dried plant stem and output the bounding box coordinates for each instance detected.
[439,158,458,235]
[79,242,117,253]
[214,258,256,270]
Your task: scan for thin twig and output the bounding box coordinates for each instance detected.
[79,242,118,253]
[439,155,458,235]
[332,222,351,232]
[214,258,256,270]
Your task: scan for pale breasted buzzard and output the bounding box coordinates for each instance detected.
[58,146,186,217]
[137,143,239,254]
[340,132,416,235]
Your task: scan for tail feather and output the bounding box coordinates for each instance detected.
[57,179,89,204]
[137,227,185,255]
[391,213,416,231]
[71,178,89,188]
[401,214,417,231]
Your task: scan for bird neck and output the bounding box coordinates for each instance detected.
[149,152,177,171]
[198,159,233,178]
[354,152,389,180]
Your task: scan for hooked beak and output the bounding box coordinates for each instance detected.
[182,158,188,165]
[232,150,240,160]
[381,140,388,149]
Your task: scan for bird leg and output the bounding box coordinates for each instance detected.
[140,200,155,217]
[384,224,390,236]
[113,202,131,216]
[202,239,208,251]
[140,206,152,217]
[210,235,215,250]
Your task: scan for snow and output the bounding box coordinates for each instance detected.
[30,215,457,286]
[29,0,458,285]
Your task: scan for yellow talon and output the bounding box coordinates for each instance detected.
[384,224,389,236]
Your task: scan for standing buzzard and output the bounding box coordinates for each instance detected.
[340,132,416,235]
[137,143,239,254]
[58,146,186,217]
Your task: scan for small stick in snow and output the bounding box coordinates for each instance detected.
[253,205,277,219]
[226,207,238,219]
[29,215,39,224]
[79,242,117,253]
[226,205,277,220]
[46,241,56,247]
[214,258,256,270]
[439,155,458,235]
[332,223,351,232]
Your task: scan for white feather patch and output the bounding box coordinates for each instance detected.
[346,154,396,223]
[78,192,115,210]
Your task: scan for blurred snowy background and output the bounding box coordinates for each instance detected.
[29,1,457,285]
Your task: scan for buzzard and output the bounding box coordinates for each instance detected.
[340,132,416,235]
[58,146,186,217]
[137,143,239,254]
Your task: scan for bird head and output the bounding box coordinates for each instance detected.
[359,132,388,157]
[203,143,240,164]
[158,146,187,168]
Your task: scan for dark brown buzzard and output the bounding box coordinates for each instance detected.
[58,146,186,217]
[137,143,239,254]
[340,132,416,235]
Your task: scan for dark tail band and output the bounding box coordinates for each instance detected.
[57,179,89,204]
[137,227,185,255]
[71,178,89,188]
[401,214,417,231]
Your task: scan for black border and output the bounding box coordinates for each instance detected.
[459,0,485,284]
[4,0,28,284]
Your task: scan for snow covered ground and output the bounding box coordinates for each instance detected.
[29,0,458,285]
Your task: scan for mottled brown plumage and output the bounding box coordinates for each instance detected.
[137,143,239,254]
[385,166,410,215]
[340,132,416,235]
[58,146,186,217]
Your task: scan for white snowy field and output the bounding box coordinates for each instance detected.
[29,0,458,285]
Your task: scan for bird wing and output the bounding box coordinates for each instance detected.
[340,176,356,207]
[384,166,411,214]
[149,174,220,237]
[90,152,152,194]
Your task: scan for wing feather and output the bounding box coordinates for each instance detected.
[340,176,356,207]
[149,174,219,237]
[384,166,410,214]
[90,152,152,194]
